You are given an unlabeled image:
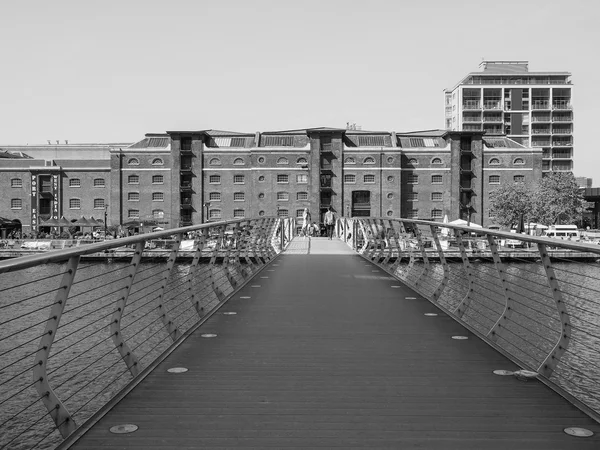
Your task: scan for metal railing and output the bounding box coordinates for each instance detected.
[0,217,295,450]
[339,217,600,424]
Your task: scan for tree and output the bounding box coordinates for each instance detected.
[489,182,534,228]
[532,172,585,225]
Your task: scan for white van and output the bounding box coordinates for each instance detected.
[541,225,580,242]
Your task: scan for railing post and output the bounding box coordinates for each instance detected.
[188,232,206,318]
[485,234,514,342]
[209,226,226,301]
[411,223,430,291]
[430,224,449,302]
[390,220,406,273]
[156,233,183,342]
[33,255,79,438]
[381,220,395,266]
[453,229,475,319]
[280,218,284,251]
[110,242,143,377]
[536,243,571,378]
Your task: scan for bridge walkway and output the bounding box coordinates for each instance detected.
[71,237,600,449]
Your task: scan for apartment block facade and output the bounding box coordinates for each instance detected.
[0,127,542,235]
[445,60,573,173]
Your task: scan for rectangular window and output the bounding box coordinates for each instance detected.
[152,192,164,201]
[93,178,105,187]
[128,192,140,201]
[233,209,245,218]
[358,135,386,146]
[407,192,418,202]
[69,198,81,209]
[277,209,289,218]
[153,209,165,219]
[277,192,289,201]
[489,175,500,184]
[431,209,443,219]
[233,192,245,201]
[128,175,139,184]
[94,198,105,209]
[209,192,221,201]
[69,178,81,187]
[297,192,308,200]
[234,175,245,184]
[277,174,289,183]
[263,135,294,147]
[431,175,443,184]
[514,175,525,183]
[364,174,375,183]
[11,179,22,188]
[209,175,221,184]
[128,209,140,219]
[344,174,356,183]
[209,209,221,219]
[11,199,22,209]
[152,175,164,184]
[407,175,419,184]
[296,209,304,218]
[431,192,443,201]
[407,209,418,219]
[409,138,425,147]
[296,174,307,184]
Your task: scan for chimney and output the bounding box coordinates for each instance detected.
[56,140,59,145]
[65,140,69,144]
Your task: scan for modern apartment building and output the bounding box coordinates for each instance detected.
[445,60,573,173]
[0,128,543,236]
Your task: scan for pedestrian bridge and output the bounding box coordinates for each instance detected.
[1,218,600,449]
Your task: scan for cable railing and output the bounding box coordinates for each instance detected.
[0,217,295,450]
[339,217,600,425]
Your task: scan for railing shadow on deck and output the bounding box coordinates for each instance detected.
[0,217,295,450]
[337,217,600,427]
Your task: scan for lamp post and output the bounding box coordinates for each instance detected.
[203,202,210,223]
[104,204,108,239]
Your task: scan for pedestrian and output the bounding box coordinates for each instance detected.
[301,208,312,238]
[324,206,335,240]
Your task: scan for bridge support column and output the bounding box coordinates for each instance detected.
[537,243,571,378]
[486,234,514,342]
[453,230,475,318]
[33,255,79,438]
[110,242,143,377]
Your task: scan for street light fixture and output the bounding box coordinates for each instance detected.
[104,204,109,239]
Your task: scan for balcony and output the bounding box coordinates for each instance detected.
[462,101,481,110]
[552,128,572,135]
[552,150,572,159]
[552,115,572,122]
[462,117,482,122]
[531,115,551,122]
[532,128,551,134]
[531,100,550,110]
[483,127,503,134]
[552,101,572,110]
[552,140,573,147]
[483,116,502,122]
[180,165,193,172]
[483,101,501,110]
[532,141,551,147]
[180,182,193,191]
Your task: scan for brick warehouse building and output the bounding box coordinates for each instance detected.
[0,128,542,236]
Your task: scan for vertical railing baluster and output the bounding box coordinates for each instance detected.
[430,224,449,302]
[486,234,513,342]
[110,242,143,377]
[412,223,430,291]
[155,233,183,342]
[536,243,571,378]
[453,229,475,318]
[188,232,207,318]
[390,220,406,274]
[381,220,395,266]
[33,255,80,438]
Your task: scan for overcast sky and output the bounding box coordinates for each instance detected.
[1,0,597,180]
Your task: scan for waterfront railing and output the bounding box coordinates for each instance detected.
[0,217,295,450]
[339,217,600,424]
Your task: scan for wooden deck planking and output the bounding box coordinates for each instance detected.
[71,238,600,449]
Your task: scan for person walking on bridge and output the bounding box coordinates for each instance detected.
[324,206,335,240]
[301,208,311,238]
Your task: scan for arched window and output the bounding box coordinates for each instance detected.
[69,178,81,187]
[128,158,140,165]
[93,178,105,187]
[277,157,289,165]
[233,157,245,165]
[152,158,164,165]
[408,158,418,165]
[11,178,22,188]
[344,157,356,164]
[431,157,442,165]
[209,209,221,220]
[209,158,221,166]
[296,157,308,165]
[514,158,525,165]
[69,198,81,209]
[489,158,500,165]
[363,157,375,165]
